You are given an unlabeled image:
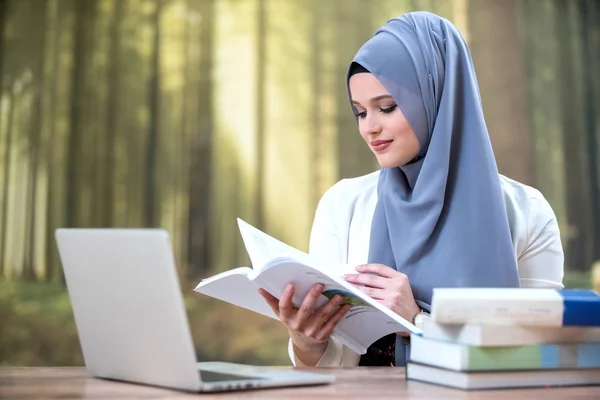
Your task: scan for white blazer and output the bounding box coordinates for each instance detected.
[288,170,565,367]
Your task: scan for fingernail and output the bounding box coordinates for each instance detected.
[285,284,293,292]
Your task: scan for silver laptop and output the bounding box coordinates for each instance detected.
[55,228,334,392]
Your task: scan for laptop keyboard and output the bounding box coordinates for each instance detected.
[200,370,262,382]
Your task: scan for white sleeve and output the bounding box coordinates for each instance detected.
[518,193,565,289]
[288,337,345,367]
[307,182,346,265]
[287,181,358,367]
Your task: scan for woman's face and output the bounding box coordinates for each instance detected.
[348,72,420,168]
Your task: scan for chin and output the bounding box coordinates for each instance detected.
[376,159,401,169]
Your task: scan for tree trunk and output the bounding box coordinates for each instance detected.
[23,0,48,280]
[45,0,63,282]
[66,0,91,227]
[520,0,568,262]
[0,92,15,277]
[187,0,214,277]
[557,0,594,271]
[468,0,534,185]
[103,0,124,228]
[255,0,266,228]
[310,0,323,209]
[0,0,8,277]
[0,0,7,128]
[177,0,192,277]
[581,0,600,264]
[144,0,162,227]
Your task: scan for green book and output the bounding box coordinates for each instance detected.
[410,334,600,371]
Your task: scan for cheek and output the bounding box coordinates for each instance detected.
[389,117,413,138]
[392,119,418,144]
[388,119,420,161]
[395,128,420,156]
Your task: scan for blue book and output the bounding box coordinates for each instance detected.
[430,288,600,327]
[561,289,600,326]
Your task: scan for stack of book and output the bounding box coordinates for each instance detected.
[406,288,600,390]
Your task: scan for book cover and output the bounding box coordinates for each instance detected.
[410,334,600,371]
[430,288,600,327]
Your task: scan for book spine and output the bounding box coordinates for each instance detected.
[561,291,600,327]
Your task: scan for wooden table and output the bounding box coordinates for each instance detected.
[1,367,599,399]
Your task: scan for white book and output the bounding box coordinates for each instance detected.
[194,218,421,355]
[430,287,600,327]
[406,363,600,390]
[423,319,600,347]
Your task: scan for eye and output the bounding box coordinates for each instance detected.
[380,105,397,114]
[354,111,367,119]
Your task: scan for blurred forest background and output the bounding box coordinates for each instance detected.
[1,0,599,366]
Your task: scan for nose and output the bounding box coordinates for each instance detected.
[360,113,382,137]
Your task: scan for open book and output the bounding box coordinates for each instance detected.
[193,218,421,355]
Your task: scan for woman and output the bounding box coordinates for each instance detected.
[259,11,564,367]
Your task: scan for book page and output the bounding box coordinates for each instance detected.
[252,260,421,354]
[237,218,315,271]
[194,267,278,320]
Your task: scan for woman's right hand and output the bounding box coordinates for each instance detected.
[258,283,351,366]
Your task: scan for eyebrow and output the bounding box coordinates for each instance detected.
[351,94,394,105]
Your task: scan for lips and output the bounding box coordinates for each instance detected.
[370,139,393,152]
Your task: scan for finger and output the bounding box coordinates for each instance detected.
[352,284,387,300]
[306,294,344,331]
[278,284,296,319]
[317,304,351,341]
[295,283,325,327]
[355,263,403,278]
[258,288,281,317]
[343,273,388,289]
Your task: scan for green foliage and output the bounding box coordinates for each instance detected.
[185,296,290,366]
[563,269,591,290]
[0,281,82,366]
[0,281,291,366]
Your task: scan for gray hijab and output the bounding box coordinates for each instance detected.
[348,13,520,315]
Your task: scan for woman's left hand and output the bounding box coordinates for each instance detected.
[343,263,420,323]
